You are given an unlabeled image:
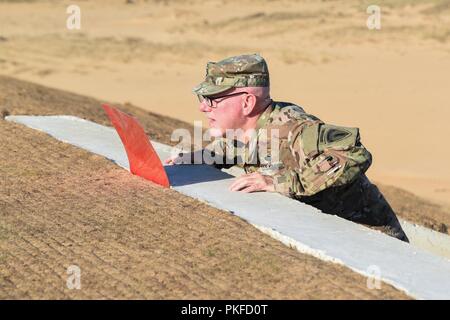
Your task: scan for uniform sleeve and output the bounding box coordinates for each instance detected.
[271,122,372,198]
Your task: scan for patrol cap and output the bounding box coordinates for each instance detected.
[192,54,270,97]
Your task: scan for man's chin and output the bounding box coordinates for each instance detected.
[207,127,225,138]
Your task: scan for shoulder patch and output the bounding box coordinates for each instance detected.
[318,124,360,152]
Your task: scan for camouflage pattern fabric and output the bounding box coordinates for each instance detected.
[192,54,270,97]
[206,101,409,242]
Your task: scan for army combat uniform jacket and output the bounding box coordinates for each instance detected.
[207,101,408,242]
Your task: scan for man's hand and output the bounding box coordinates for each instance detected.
[164,153,186,165]
[229,172,275,193]
[164,150,203,165]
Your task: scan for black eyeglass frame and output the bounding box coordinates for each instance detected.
[197,91,249,108]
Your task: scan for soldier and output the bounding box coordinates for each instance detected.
[166,53,409,242]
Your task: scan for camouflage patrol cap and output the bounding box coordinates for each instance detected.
[192,54,270,97]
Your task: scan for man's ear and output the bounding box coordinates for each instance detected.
[242,94,257,116]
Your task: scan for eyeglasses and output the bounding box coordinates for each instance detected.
[197,91,248,108]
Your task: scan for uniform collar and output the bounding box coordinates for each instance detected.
[256,100,275,130]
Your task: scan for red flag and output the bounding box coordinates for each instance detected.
[102,104,170,188]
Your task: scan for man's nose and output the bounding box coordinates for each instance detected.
[199,101,211,113]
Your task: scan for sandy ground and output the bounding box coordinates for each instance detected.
[0,78,411,299]
[0,0,449,207]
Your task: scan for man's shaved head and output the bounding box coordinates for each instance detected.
[243,86,271,113]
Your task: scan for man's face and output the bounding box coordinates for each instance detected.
[198,89,248,137]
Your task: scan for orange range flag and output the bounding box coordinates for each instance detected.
[102,103,170,188]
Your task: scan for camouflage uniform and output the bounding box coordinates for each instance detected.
[193,54,409,242]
